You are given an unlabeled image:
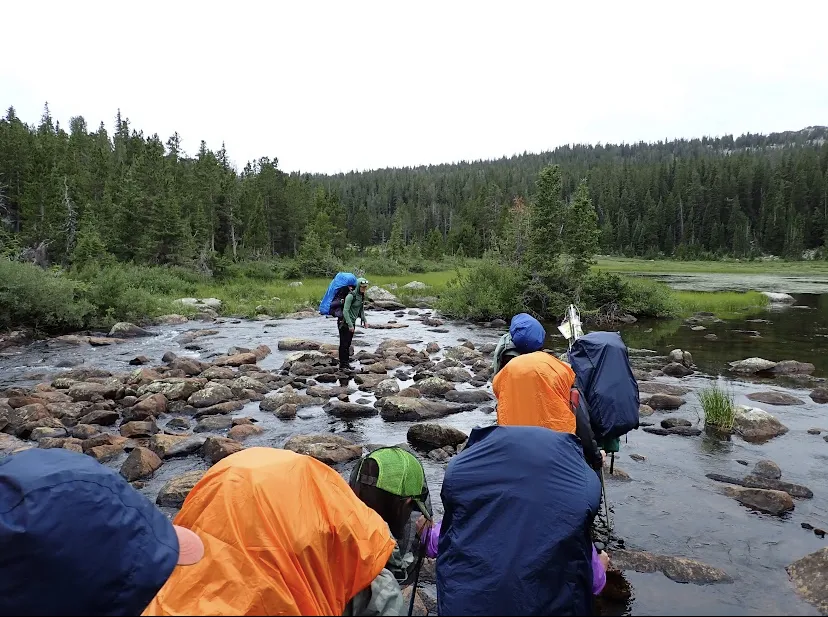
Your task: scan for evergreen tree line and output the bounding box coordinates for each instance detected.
[2,103,827,269]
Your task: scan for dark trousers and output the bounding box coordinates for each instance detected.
[338,320,354,368]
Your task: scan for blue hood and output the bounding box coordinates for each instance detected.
[437,425,600,616]
[0,448,179,616]
[509,313,546,353]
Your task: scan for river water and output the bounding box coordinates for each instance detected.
[2,273,827,616]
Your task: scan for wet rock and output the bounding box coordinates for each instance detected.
[444,346,480,362]
[353,374,388,391]
[661,362,693,378]
[306,385,354,399]
[59,367,112,382]
[762,291,795,303]
[643,426,701,437]
[668,349,693,368]
[81,433,127,452]
[123,393,168,421]
[31,426,68,440]
[70,423,100,440]
[278,338,322,351]
[629,453,646,462]
[192,400,244,417]
[603,458,631,481]
[166,417,190,430]
[767,360,815,376]
[323,401,378,418]
[444,389,493,404]
[187,382,233,408]
[691,325,706,331]
[68,381,120,401]
[645,394,686,410]
[425,342,440,354]
[283,434,362,465]
[752,459,782,480]
[661,417,691,429]
[787,547,828,615]
[202,436,243,465]
[77,409,119,426]
[87,443,125,462]
[734,406,789,442]
[415,376,455,397]
[119,420,159,438]
[397,387,421,398]
[199,366,236,381]
[156,314,189,325]
[109,322,152,337]
[228,423,264,441]
[39,437,83,453]
[4,403,51,437]
[729,357,778,374]
[490,318,507,328]
[169,357,207,376]
[428,448,450,462]
[638,382,691,396]
[638,404,654,417]
[706,473,813,499]
[437,367,472,383]
[274,403,298,419]
[721,485,794,515]
[120,446,162,482]
[129,356,151,365]
[610,549,732,584]
[215,352,258,367]
[156,470,206,508]
[137,377,206,401]
[194,415,234,432]
[128,368,164,386]
[807,427,822,435]
[809,387,828,404]
[366,362,390,374]
[260,390,323,412]
[289,362,338,377]
[746,391,804,406]
[149,434,201,458]
[407,423,468,450]
[377,397,468,421]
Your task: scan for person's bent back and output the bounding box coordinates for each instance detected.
[437,425,602,616]
[143,447,402,616]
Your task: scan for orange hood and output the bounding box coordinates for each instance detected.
[142,447,395,616]
[493,351,576,434]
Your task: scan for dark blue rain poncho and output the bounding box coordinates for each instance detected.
[0,448,179,616]
[437,425,601,616]
[319,272,358,315]
[568,330,640,441]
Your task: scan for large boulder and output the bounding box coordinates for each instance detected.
[810,387,828,404]
[668,349,693,368]
[77,409,120,426]
[4,403,51,437]
[728,358,778,374]
[322,401,378,418]
[705,473,812,499]
[156,470,205,508]
[415,377,455,397]
[231,376,269,396]
[278,339,322,351]
[407,423,468,450]
[187,382,233,408]
[109,322,152,337]
[638,382,692,396]
[228,423,264,441]
[661,363,693,378]
[643,426,701,437]
[437,367,472,383]
[377,397,468,422]
[120,446,162,482]
[283,434,362,465]
[199,366,236,380]
[202,436,243,465]
[444,389,494,404]
[260,390,323,412]
[194,415,234,432]
[767,360,815,376]
[366,286,398,302]
[444,346,480,362]
[354,374,389,392]
[149,434,207,459]
[721,486,794,516]
[746,391,804,406]
[215,352,258,367]
[733,406,789,442]
[68,381,120,402]
[119,420,159,438]
[787,548,828,615]
[762,291,795,304]
[137,378,206,401]
[374,379,401,398]
[123,393,168,422]
[610,550,732,584]
[645,394,686,410]
[752,459,782,480]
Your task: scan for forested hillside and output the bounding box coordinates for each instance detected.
[1,103,826,268]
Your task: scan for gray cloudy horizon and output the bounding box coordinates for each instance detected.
[2,0,826,175]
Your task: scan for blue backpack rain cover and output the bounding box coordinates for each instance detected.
[319,272,357,316]
[437,425,600,617]
[567,331,640,441]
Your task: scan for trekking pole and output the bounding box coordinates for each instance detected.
[408,535,427,617]
[600,466,612,540]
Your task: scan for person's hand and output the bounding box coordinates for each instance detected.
[598,550,609,571]
[416,515,432,535]
[349,327,355,333]
[600,450,607,464]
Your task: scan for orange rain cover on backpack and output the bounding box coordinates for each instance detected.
[142,448,395,616]
[493,351,577,434]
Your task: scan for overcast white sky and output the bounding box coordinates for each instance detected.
[2,1,826,174]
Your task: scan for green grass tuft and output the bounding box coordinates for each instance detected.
[698,383,736,431]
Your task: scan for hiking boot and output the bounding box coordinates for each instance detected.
[340,364,354,372]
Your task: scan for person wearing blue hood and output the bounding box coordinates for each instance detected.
[0,448,204,616]
[492,312,546,375]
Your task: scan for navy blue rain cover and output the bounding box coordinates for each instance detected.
[568,330,640,440]
[437,425,601,616]
[0,448,179,616]
[318,272,357,315]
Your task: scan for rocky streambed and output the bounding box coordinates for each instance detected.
[1,303,828,615]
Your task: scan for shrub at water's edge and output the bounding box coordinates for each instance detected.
[698,384,736,432]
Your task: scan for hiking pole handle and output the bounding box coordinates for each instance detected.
[408,540,427,617]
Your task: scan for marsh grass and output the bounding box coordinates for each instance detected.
[698,383,736,431]
[674,290,769,319]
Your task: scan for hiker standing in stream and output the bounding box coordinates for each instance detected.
[339,277,369,371]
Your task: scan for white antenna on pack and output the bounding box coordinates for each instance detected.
[558,303,583,351]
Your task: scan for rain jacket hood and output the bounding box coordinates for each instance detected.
[143,447,396,616]
[493,351,577,434]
